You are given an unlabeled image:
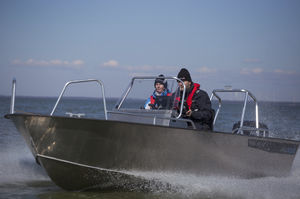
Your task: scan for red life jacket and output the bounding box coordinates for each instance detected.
[186,83,200,109]
[150,95,155,104]
[150,92,172,104]
[174,83,200,110]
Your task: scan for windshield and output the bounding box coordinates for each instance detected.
[115,77,182,112]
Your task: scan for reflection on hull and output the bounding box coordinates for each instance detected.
[38,154,173,191]
[6,113,300,191]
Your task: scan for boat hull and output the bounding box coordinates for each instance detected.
[37,155,170,191]
[6,113,299,190]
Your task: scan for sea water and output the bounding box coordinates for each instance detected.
[0,96,300,199]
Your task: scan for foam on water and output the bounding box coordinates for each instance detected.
[0,138,49,184]
[124,152,300,199]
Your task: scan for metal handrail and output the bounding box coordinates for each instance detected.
[107,110,196,129]
[116,76,186,119]
[210,89,259,133]
[50,79,108,120]
[10,78,16,114]
[209,92,221,126]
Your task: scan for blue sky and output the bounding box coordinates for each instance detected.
[0,0,299,101]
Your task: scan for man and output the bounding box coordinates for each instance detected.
[176,68,214,130]
[144,74,171,109]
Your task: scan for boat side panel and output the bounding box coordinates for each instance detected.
[9,114,299,177]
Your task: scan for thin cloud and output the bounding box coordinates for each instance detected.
[240,67,263,75]
[253,68,263,73]
[274,69,295,75]
[103,60,119,67]
[11,58,84,69]
[72,60,84,65]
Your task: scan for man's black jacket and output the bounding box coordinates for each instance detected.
[179,83,215,130]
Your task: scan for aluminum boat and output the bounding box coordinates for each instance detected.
[5,77,299,191]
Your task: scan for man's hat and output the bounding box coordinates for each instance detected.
[154,74,168,88]
[177,68,192,82]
